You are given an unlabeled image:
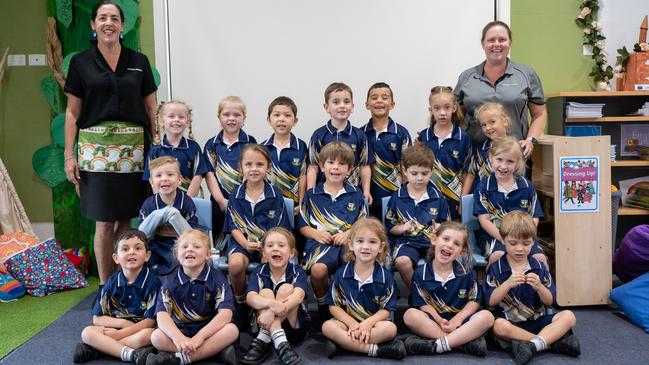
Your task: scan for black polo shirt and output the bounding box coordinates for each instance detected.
[64,46,157,129]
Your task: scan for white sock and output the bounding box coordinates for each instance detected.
[435,336,450,353]
[257,328,272,343]
[368,344,378,357]
[120,347,134,362]
[531,336,548,352]
[271,329,288,347]
[175,352,191,364]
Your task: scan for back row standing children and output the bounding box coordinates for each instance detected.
[307,82,374,205]
[417,86,472,220]
[143,100,208,197]
[299,141,367,324]
[204,96,257,243]
[361,82,412,218]
[262,97,308,216]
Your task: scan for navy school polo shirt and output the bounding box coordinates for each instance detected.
[411,260,482,320]
[262,133,308,204]
[138,189,198,233]
[468,139,493,192]
[418,125,472,205]
[473,174,543,244]
[325,261,397,321]
[155,264,234,330]
[203,130,257,198]
[308,120,374,187]
[361,118,412,201]
[385,182,451,249]
[246,262,309,294]
[224,181,291,244]
[484,254,555,322]
[143,135,209,191]
[297,183,367,236]
[93,266,161,322]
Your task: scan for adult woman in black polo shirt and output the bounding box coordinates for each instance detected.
[63,0,157,284]
[454,21,547,161]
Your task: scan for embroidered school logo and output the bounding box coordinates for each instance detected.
[351,144,357,152]
[520,200,529,209]
[206,292,212,301]
[429,207,438,216]
[292,158,301,166]
[267,210,276,219]
[347,202,356,211]
[186,161,192,169]
[452,150,460,159]
[389,142,397,151]
[458,289,467,298]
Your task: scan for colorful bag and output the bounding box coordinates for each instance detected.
[5,239,88,297]
[64,247,91,277]
[0,272,25,302]
[77,121,144,173]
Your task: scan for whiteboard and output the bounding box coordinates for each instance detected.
[154,1,508,146]
[599,0,649,89]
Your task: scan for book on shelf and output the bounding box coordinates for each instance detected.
[565,125,601,137]
[565,102,604,118]
[619,176,649,210]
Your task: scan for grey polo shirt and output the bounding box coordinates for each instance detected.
[454,59,545,146]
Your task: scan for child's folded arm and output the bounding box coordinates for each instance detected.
[478,213,503,242]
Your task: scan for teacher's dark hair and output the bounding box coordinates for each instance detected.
[481,20,512,42]
[91,0,125,22]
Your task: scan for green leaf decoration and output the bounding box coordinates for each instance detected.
[152,66,160,87]
[40,75,63,115]
[62,51,78,78]
[32,144,67,188]
[51,113,66,148]
[55,0,73,28]
[113,0,139,35]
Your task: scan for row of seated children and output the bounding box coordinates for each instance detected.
[73,211,579,365]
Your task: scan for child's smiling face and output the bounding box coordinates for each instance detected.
[263,231,292,269]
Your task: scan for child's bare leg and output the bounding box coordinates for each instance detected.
[275,284,299,326]
[150,328,179,352]
[186,323,239,362]
[322,319,370,353]
[447,310,494,348]
[228,253,249,297]
[403,308,447,339]
[310,263,329,299]
[394,257,413,290]
[493,318,536,342]
[81,326,129,358]
[537,311,576,345]
[368,321,398,344]
[118,328,154,349]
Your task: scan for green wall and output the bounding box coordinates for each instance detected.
[0,1,594,222]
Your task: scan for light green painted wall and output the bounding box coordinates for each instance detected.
[511,0,595,94]
[0,1,596,222]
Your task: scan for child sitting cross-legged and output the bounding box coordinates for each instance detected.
[486,211,580,365]
[73,229,160,365]
[322,217,406,360]
[402,221,494,357]
[241,227,309,365]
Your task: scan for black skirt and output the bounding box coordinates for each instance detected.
[79,171,148,221]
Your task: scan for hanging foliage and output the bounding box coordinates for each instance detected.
[55,0,73,28]
[40,75,65,115]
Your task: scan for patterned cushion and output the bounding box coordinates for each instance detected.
[0,231,41,273]
[0,272,25,302]
[5,239,87,297]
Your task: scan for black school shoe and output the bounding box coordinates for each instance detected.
[73,343,102,363]
[275,341,301,365]
[218,344,240,365]
[145,351,179,365]
[404,335,436,355]
[550,334,581,357]
[511,340,537,365]
[376,339,407,360]
[235,304,252,331]
[241,338,272,365]
[318,304,332,327]
[131,346,155,365]
[325,339,338,359]
[456,336,488,357]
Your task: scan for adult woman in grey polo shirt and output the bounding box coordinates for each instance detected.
[454,21,547,161]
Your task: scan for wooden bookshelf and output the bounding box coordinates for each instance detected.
[618,206,649,216]
[611,160,649,167]
[566,116,649,123]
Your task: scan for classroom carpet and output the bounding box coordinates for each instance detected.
[1,288,648,365]
[0,276,99,359]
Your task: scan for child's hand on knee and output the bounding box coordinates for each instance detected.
[270,300,288,317]
[313,231,333,245]
[257,309,274,330]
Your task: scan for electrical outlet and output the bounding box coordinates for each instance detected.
[28,54,47,66]
[8,54,26,66]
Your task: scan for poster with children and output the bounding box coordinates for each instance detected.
[559,156,599,213]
